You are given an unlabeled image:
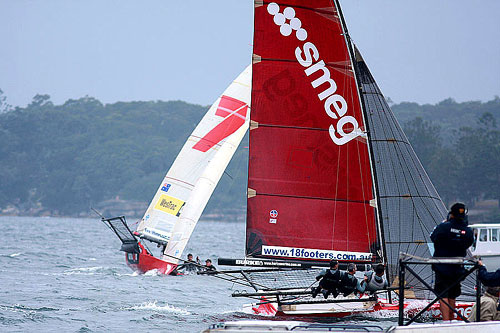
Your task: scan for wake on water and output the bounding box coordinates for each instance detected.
[0,217,405,331]
[122,301,191,315]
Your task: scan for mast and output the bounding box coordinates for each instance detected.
[335,4,448,296]
[333,0,387,268]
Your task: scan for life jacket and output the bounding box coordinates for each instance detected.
[184,262,198,272]
[339,273,358,295]
[320,269,342,290]
[365,271,387,292]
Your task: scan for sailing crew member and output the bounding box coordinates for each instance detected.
[430,202,474,321]
[468,286,500,322]
[178,253,199,273]
[363,263,388,294]
[202,259,217,274]
[338,263,366,297]
[312,259,342,299]
[477,260,500,286]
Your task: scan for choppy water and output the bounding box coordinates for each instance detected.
[0,216,398,332]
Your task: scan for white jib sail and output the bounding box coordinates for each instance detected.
[136,65,251,262]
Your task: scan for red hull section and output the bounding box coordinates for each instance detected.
[247,1,377,260]
[125,242,178,275]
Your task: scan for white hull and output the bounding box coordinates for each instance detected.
[204,320,500,332]
[244,294,474,321]
[242,293,376,317]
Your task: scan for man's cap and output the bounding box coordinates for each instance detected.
[374,263,385,275]
[450,202,467,217]
[205,259,212,263]
[187,253,193,257]
[347,263,356,272]
[329,259,338,267]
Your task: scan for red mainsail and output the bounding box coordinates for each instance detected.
[246,1,377,262]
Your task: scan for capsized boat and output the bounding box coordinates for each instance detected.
[101,65,251,275]
[215,0,475,317]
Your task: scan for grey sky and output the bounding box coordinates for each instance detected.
[1,0,499,108]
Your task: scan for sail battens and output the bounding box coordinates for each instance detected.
[251,192,372,205]
[257,58,353,70]
[361,91,384,96]
[250,120,259,130]
[386,241,426,244]
[163,176,195,188]
[255,123,329,131]
[378,194,442,201]
[252,54,262,64]
[247,0,377,261]
[248,188,257,198]
[371,138,411,145]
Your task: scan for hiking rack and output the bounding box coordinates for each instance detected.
[101,216,140,254]
[397,252,481,326]
[232,288,378,307]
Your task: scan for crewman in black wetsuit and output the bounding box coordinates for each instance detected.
[178,253,199,273]
[312,259,342,299]
[202,259,217,274]
[430,202,474,321]
[338,263,366,297]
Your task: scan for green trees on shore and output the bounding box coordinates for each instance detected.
[0,95,206,215]
[0,93,499,217]
[401,100,500,209]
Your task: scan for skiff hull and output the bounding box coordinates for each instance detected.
[249,297,474,320]
[125,242,178,275]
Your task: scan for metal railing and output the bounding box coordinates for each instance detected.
[398,253,481,326]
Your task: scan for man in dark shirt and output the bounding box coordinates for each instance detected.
[430,202,474,321]
[312,259,341,299]
[203,259,217,274]
[312,261,366,298]
[178,253,199,273]
[477,260,500,286]
[338,263,366,297]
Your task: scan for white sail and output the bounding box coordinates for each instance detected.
[136,66,251,261]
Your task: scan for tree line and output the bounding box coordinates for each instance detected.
[0,90,499,219]
[401,99,500,221]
